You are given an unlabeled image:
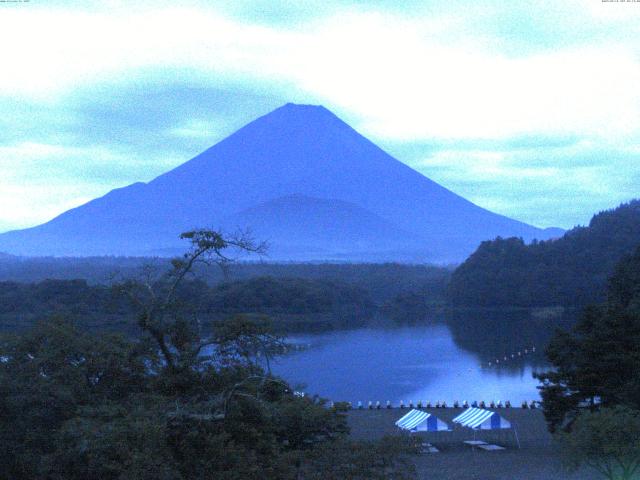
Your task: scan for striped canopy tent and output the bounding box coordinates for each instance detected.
[452,408,511,430]
[395,409,450,432]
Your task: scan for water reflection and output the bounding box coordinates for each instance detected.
[271,309,578,405]
[445,308,577,369]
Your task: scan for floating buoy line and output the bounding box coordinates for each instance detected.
[486,345,536,367]
[326,399,540,410]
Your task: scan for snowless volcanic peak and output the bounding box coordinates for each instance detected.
[0,103,560,261]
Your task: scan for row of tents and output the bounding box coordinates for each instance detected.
[395,407,519,447]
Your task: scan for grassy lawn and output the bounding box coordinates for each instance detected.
[347,408,602,480]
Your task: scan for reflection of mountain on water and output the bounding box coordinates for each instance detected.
[446,308,578,372]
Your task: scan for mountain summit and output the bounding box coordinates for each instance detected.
[0,103,560,261]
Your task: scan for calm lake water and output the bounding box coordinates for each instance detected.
[271,312,570,405]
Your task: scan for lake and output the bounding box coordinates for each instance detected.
[271,311,571,405]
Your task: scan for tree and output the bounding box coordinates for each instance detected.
[536,246,640,432]
[211,314,287,373]
[560,407,640,480]
[118,229,266,376]
[448,200,640,308]
[0,318,153,478]
[0,229,417,479]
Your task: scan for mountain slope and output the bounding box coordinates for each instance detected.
[0,103,559,261]
[448,200,640,307]
[219,194,423,261]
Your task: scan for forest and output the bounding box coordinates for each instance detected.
[0,268,449,334]
[448,200,640,308]
[0,256,451,303]
[0,230,418,479]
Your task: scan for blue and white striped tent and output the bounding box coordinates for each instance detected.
[395,409,451,432]
[452,408,511,430]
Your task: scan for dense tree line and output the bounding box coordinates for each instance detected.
[0,230,416,479]
[536,245,640,431]
[0,257,451,333]
[207,277,374,316]
[448,200,640,307]
[0,279,133,332]
[536,245,640,479]
[0,276,378,334]
[0,257,451,305]
[0,315,416,479]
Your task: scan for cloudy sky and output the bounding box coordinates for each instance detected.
[1,0,639,233]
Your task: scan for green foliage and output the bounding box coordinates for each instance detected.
[536,246,640,432]
[211,314,287,372]
[0,273,440,334]
[0,316,363,479]
[448,200,640,307]
[0,279,133,333]
[0,230,416,479]
[0,319,153,478]
[559,406,640,480]
[381,288,447,324]
[206,276,376,331]
[0,258,451,306]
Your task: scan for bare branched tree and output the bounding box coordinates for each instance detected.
[117,229,267,372]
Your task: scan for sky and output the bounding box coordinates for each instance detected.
[1,0,639,233]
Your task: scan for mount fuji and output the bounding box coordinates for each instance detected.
[0,103,561,262]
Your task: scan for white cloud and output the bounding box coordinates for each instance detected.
[295,13,640,140]
[413,140,639,228]
[1,1,640,231]
[0,184,96,232]
[2,5,639,141]
[0,142,179,182]
[0,141,184,231]
[168,119,227,140]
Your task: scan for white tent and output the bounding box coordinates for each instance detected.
[452,407,511,430]
[395,409,450,432]
[452,408,520,448]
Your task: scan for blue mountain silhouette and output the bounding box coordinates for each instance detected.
[0,103,560,261]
